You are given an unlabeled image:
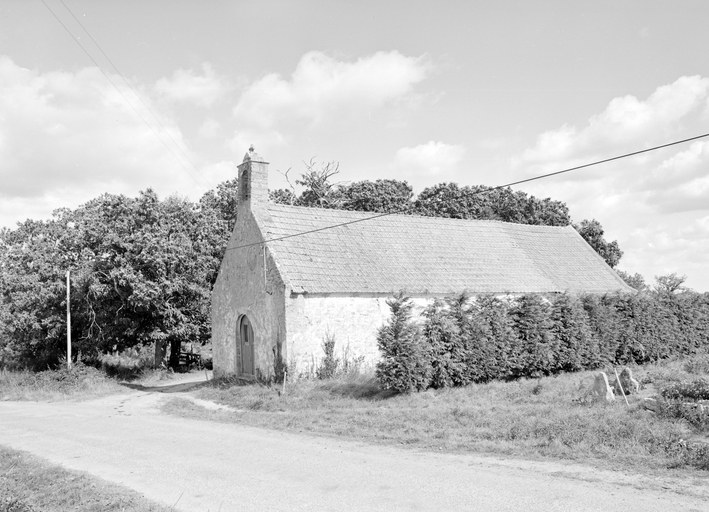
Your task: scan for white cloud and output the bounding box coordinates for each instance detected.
[515,75,709,291]
[227,130,285,158]
[154,63,229,107]
[197,160,237,185]
[199,117,221,138]
[520,76,709,169]
[393,141,465,175]
[679,214,709,240]
[232,51,431,130]
[643,141,709,212]
[0,56,215,227]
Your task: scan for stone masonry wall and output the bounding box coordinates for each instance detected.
[211,149,286,379]
[211,213,285,379]
[284,295,431,376]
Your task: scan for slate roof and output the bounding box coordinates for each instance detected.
[260,203,633,296]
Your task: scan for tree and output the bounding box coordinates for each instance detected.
[295,159,344,208]
[444,292,490,384]
[654,273,689,297]
[376,293,431,393]
[199,177,239,232]
[269,188,297,206]
[270,161,414,214]
[269,159,344,208]
[473,295,519,380]
[422,299,462,388]
[413,183,571,226]
[573,219,623,268]
[510,294,556,377]
[616,270,647,291]
[413,183,497,220]
[340,179,413,213]
[550,294,598,372]
[0,189,226,369]
[0,217,86,368]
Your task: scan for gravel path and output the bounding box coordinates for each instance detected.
[1,387,707,512]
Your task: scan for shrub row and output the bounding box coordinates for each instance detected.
[376,291,709,393]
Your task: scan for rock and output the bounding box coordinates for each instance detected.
[613,366,640,395]
[582,372,616,403]
[643,397,662,413]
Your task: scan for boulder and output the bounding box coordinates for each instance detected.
[613,366,640,395]
[582,372,616,403]
[643,397,662,413]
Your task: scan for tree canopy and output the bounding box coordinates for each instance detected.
[572,219,623,269]
[1,189,229,369]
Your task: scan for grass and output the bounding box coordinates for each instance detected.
[0,446,171,512]
[162,357,709,475]
[0,364,125,401]
[0,363,192,401]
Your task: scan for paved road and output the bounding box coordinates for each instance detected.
[1,390,707,512]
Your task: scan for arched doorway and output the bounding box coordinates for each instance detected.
[239,315,254,375]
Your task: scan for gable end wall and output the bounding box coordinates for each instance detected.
[211,211,286,379]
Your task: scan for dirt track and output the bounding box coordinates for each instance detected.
[1,383,708,512]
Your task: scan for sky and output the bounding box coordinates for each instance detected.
[1,0,709,291]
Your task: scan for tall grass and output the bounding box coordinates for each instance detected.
[0,364,123,401]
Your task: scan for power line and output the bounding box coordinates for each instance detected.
[498,131,709,189]
[41,0,210,191]
[224,131,709,253]
[57,0,212,190]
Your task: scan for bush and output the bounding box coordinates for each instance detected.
[684,352,709,375]
[30,363,104,391]
[376,293,431,393]
[99,346,154,379]
[376,288,709,393]
[316,331,339,380]
[510,294,556,377]
[551,294,599,372]
[447,293,496,384]
[659,400,709,431]
[661,378,709,401]
[582,294,622,365]
[423,299,462,388]
[472,296,518,381]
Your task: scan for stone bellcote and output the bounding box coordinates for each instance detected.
[237,145,269,216]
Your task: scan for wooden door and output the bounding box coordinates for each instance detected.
[239,316,254,375]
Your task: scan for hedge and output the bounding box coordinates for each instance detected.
[376,291,709,393]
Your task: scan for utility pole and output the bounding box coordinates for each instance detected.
[66,269,71,370]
